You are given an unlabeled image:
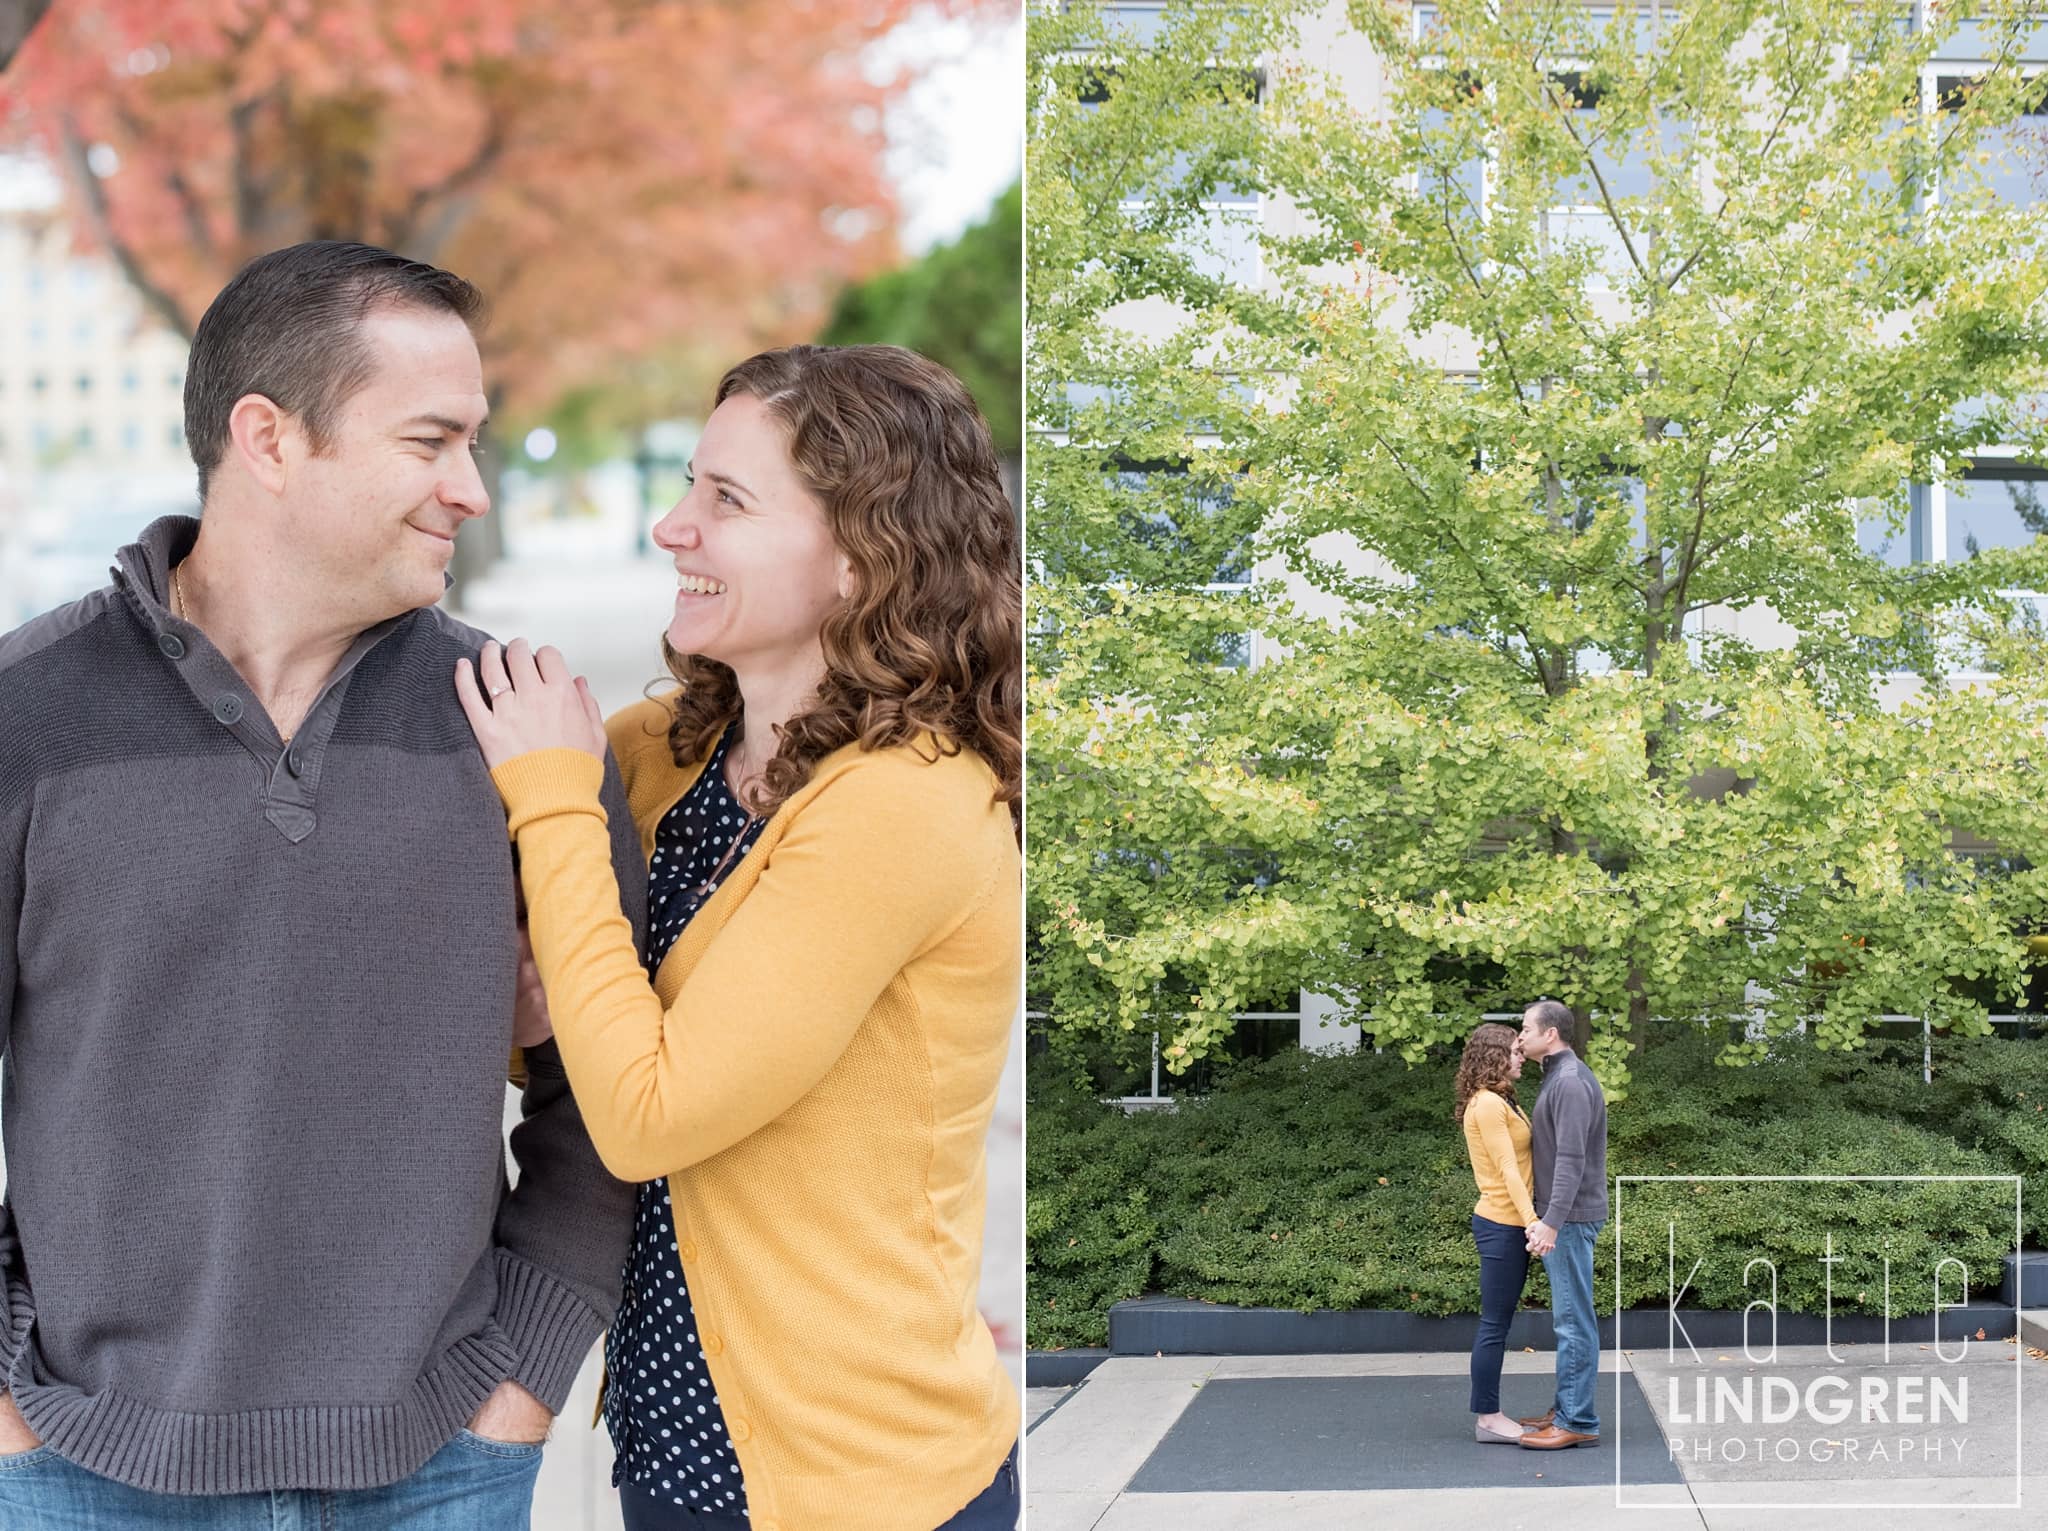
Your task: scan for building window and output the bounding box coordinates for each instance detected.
[1934,72,2047,210]
[1858,485,1929,568]
[1111,463,1256,667]
[1945,462,2048,562]
[29,373,47,396]
[74,373,91,396]
[122,369,140,393]
[1095,2,1171,45]
[1542,73,1692,288]
[1078,72,1265,288]
[169,422,185,449]
[74,424,93,451]
[121,422,141,454]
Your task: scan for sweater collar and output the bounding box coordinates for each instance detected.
[111,514,199,635]
[1541,1047,1577,1076]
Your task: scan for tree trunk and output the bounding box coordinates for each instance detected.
[0,0,53,72]
[447,408,507,611]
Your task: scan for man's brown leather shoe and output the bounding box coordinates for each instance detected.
[1515,1408,1555,1428]
[1519,1423,1598,1449]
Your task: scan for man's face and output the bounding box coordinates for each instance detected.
[281,306,489,622]
[1518,1011,1551,1060]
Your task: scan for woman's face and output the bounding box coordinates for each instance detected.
[651,393,853,676]
[1507,1037,1525,1077]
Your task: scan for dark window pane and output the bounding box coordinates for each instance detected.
[1947,468,2048,560]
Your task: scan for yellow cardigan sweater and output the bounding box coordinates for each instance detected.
[1462,1089,1537,1228]
[490,697,1021,1531]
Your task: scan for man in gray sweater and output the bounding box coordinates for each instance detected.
[1516,999,1608,1450]
[0,243,641,1522]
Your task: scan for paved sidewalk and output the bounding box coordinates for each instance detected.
[1027,1344,2048,1530]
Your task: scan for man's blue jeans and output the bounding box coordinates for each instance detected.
[1542,1219,1603,1435]
[0,1429,542,1528]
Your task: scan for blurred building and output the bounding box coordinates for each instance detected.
[0,152,198,625]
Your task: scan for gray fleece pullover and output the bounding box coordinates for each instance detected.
[1529,1047,1609,1224]
[0,515,643,1494]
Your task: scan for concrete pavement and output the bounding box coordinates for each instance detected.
[1027,1344,2048,1530]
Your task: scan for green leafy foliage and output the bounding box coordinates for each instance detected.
[1027,0,2048,1095]
[1026,1030,2042,1348]
[822,180,1023,452]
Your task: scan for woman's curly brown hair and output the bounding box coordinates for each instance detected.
[1453,1022,1521,1125]
[660,343,1022,830]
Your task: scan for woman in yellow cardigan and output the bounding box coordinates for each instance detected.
[1457,1021,1537,1445]
[454,344,1022,1531]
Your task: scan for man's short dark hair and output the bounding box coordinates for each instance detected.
[184,241,486,499]
[1524,998,1576,1049]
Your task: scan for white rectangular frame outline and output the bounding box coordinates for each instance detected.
[1611,1173,2022,1511]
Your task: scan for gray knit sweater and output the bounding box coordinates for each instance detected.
[1529,1047,1609,1224]
[0,516,643,1494]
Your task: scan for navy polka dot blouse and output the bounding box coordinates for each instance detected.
[604,721,765,1514]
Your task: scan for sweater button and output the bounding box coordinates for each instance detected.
[157,632,185,659]
[728,1416,750,1443]
[678,1240,698,1263]
[702,1332,724,1356]
[286,746,304,777]
[212,694,243,725]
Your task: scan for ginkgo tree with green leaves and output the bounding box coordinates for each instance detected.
[1027,0,2048,1097]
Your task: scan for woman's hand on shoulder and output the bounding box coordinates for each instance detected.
[455,638,607,770]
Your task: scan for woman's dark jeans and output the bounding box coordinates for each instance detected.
[1470,1213,1531,1414]
[620,1441,1020,1531]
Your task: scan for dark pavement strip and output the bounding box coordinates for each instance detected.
[1124,1373,1683,1492]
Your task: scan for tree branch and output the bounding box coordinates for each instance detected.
[55,115,195,340]
[385,111,508,260]
[1375,430,1553,693]
[0,0,53,72]
[110,101,217,261]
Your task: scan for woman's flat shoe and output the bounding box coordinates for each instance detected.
[1475,1421,1525,1443]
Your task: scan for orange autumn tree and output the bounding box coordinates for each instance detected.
[0,0,992,420]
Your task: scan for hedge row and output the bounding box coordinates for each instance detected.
[1026,1029,2048,1349]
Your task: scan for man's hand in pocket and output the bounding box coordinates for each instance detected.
[0,1393,41,1453]
[465,1379,553,1446]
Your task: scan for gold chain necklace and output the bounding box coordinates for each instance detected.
[173,561,294,747]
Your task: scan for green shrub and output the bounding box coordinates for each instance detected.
[1025,1028,2047,1348]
